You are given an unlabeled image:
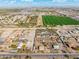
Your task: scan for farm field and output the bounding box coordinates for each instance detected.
[42,15,79,26]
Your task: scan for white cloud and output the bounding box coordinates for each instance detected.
[21,0,33,2]
[1,0,16,4]
[52,0,67,3]
[0,0,16,2]
[10,0,16,4]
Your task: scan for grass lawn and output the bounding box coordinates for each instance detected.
[42,15,79,26]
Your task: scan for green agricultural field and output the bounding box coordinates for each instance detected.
[42,15,79,26]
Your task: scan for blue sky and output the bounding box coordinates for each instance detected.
[0,0,79,8]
